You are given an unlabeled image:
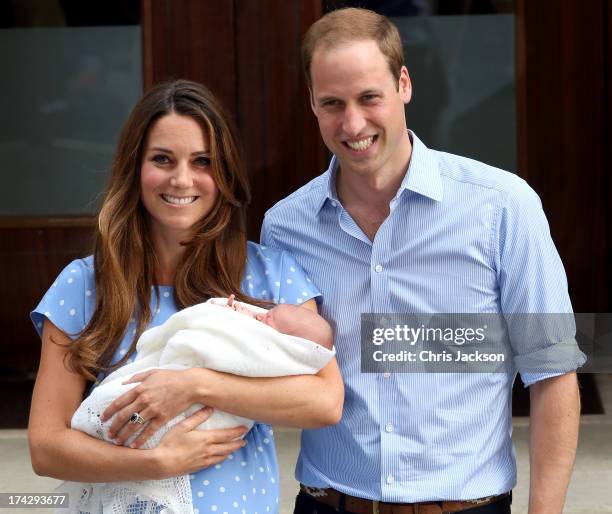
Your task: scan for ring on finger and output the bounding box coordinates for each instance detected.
[129,412,146,425]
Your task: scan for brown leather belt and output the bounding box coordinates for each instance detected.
[300,485,509,514]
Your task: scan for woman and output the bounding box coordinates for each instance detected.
[29,79,343,514]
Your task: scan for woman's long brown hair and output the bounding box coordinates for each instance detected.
[67,79,258,381]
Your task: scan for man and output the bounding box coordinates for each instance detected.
[261,8,585,514]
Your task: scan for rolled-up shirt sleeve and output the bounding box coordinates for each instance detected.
[495,180,586,386]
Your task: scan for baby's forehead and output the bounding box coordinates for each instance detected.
[271,304,301,317]
[269,304,303,323]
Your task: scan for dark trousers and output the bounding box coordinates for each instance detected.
[293,491,512,514]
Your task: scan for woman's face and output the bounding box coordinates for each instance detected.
[140,113,219,241]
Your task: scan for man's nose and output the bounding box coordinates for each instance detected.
[170,162,193,188]
[342,104,366,136]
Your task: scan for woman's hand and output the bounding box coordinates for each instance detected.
[152,407,249,478]
[101,368,202,448]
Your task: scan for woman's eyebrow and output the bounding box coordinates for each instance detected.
[147,147,210,155]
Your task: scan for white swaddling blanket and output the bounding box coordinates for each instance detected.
[61,299,335,514]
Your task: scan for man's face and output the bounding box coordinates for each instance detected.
[309,39,412,180]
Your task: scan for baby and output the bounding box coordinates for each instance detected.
[63,297,335,514]
[227,294,333,349]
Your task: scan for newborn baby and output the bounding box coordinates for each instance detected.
[63,297,335,514]
[228,294,333,349]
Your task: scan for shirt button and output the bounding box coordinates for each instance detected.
[383,372,391,379]
[386,474,394,485]
[331,200,338,207]
[385,423,393,433]
[374,264,383,273]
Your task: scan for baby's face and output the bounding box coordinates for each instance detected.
[256,308,280,330]
[256,304,332,349]
[256,305,297,333]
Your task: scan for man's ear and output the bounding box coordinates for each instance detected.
[309,88,318,116]
[398,66,412,104]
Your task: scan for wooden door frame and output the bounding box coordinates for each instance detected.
[515,0,608,313]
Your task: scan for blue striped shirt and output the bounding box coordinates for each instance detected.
[261,132,585,502]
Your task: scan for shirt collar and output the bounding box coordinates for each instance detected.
[313,156,340,213]
[401,131,443,202]
[315,130,443,214]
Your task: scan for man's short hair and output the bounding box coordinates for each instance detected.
[302,7,405,90]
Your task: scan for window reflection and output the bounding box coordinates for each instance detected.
[0,0,141,215]
[324,0,517,172]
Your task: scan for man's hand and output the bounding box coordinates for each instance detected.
[528,371,580,514]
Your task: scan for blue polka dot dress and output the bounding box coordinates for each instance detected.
[31,242,321,514]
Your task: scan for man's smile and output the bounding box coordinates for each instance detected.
[343,135,378,152]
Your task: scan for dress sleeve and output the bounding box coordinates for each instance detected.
[259,225,322,306]
[30,258,93,340]
[260,215,274,249]
[276,250,321,306]
[495,183,586,386]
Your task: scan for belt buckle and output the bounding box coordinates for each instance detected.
[372,500,380,514]
[466,495,495,505]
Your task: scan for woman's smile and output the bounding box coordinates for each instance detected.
[160,194,199,205]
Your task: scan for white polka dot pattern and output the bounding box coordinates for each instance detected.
[30,242,321,513]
